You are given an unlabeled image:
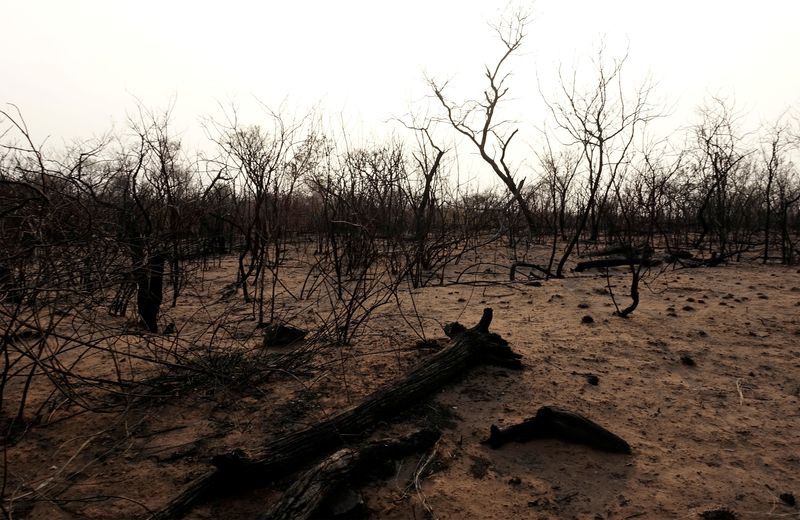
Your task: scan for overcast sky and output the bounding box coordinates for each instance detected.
[3,0,799,164]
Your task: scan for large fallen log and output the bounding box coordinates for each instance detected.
[669,250,729,268]
[587,244,654,259]
[150,308,521,519]
[574,257,661,272]
[484,405,631,454]
[263,429,441,520]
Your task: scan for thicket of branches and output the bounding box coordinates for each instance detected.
[2,88,798,404]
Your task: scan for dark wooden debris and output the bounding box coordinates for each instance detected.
[574,257,661,272]
[668,250,729,268]
[510,261,554,281]
[574,244,660,273]
[484,405,631,454]
[590,244,653,258]
[263,429,440,520]
[260,322,308,347]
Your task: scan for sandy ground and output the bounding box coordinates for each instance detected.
[4,247,800,519]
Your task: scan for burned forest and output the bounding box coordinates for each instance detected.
[2,6,800,520]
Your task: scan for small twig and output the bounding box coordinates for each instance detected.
[736,378,744,405]
[557,491,579,503]
[132,425,187,439]
[411,440,440,519]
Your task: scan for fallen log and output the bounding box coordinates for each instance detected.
[671,250,728,268]
[664,250,694,262]
[484,405,631,454]
[574,257,661,272]
[586,244,654,259]
[150,308,520,519]
[263,429,441,520]
[510,261,554,281]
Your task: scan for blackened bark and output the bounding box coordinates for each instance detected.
[137,253,165,333]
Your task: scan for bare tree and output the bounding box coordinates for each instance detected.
[537,136,579,274]
[303,140,405,345]
[430,13,545,265]
[688,98,752,257]
[542,47,659,277]
[208,106,310,323]
[605,144,683,316]
[396,122,449,287]
[759,118,793,263]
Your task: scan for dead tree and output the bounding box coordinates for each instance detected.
[543,48,658,277]
[689,98,751,256]
[538,140,579,274]
[136,252,165,333]
[150,308,521,519]
[400,123,448,288]
[430,13,554,277]
[760,120,793,263]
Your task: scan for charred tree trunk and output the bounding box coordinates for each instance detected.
[150,308,521,520]
[137,253,164,333]
[616,264,641,318]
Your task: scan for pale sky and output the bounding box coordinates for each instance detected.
[3,0,799,168]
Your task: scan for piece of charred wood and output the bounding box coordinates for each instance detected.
[260,322,308,347]
[150,308,521,520]
[263,429,440,520]
[664,250,694,263]
[670,250,737,269]
[484,405,631,454]
[510,261,554,281]
[587,244,654,258]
